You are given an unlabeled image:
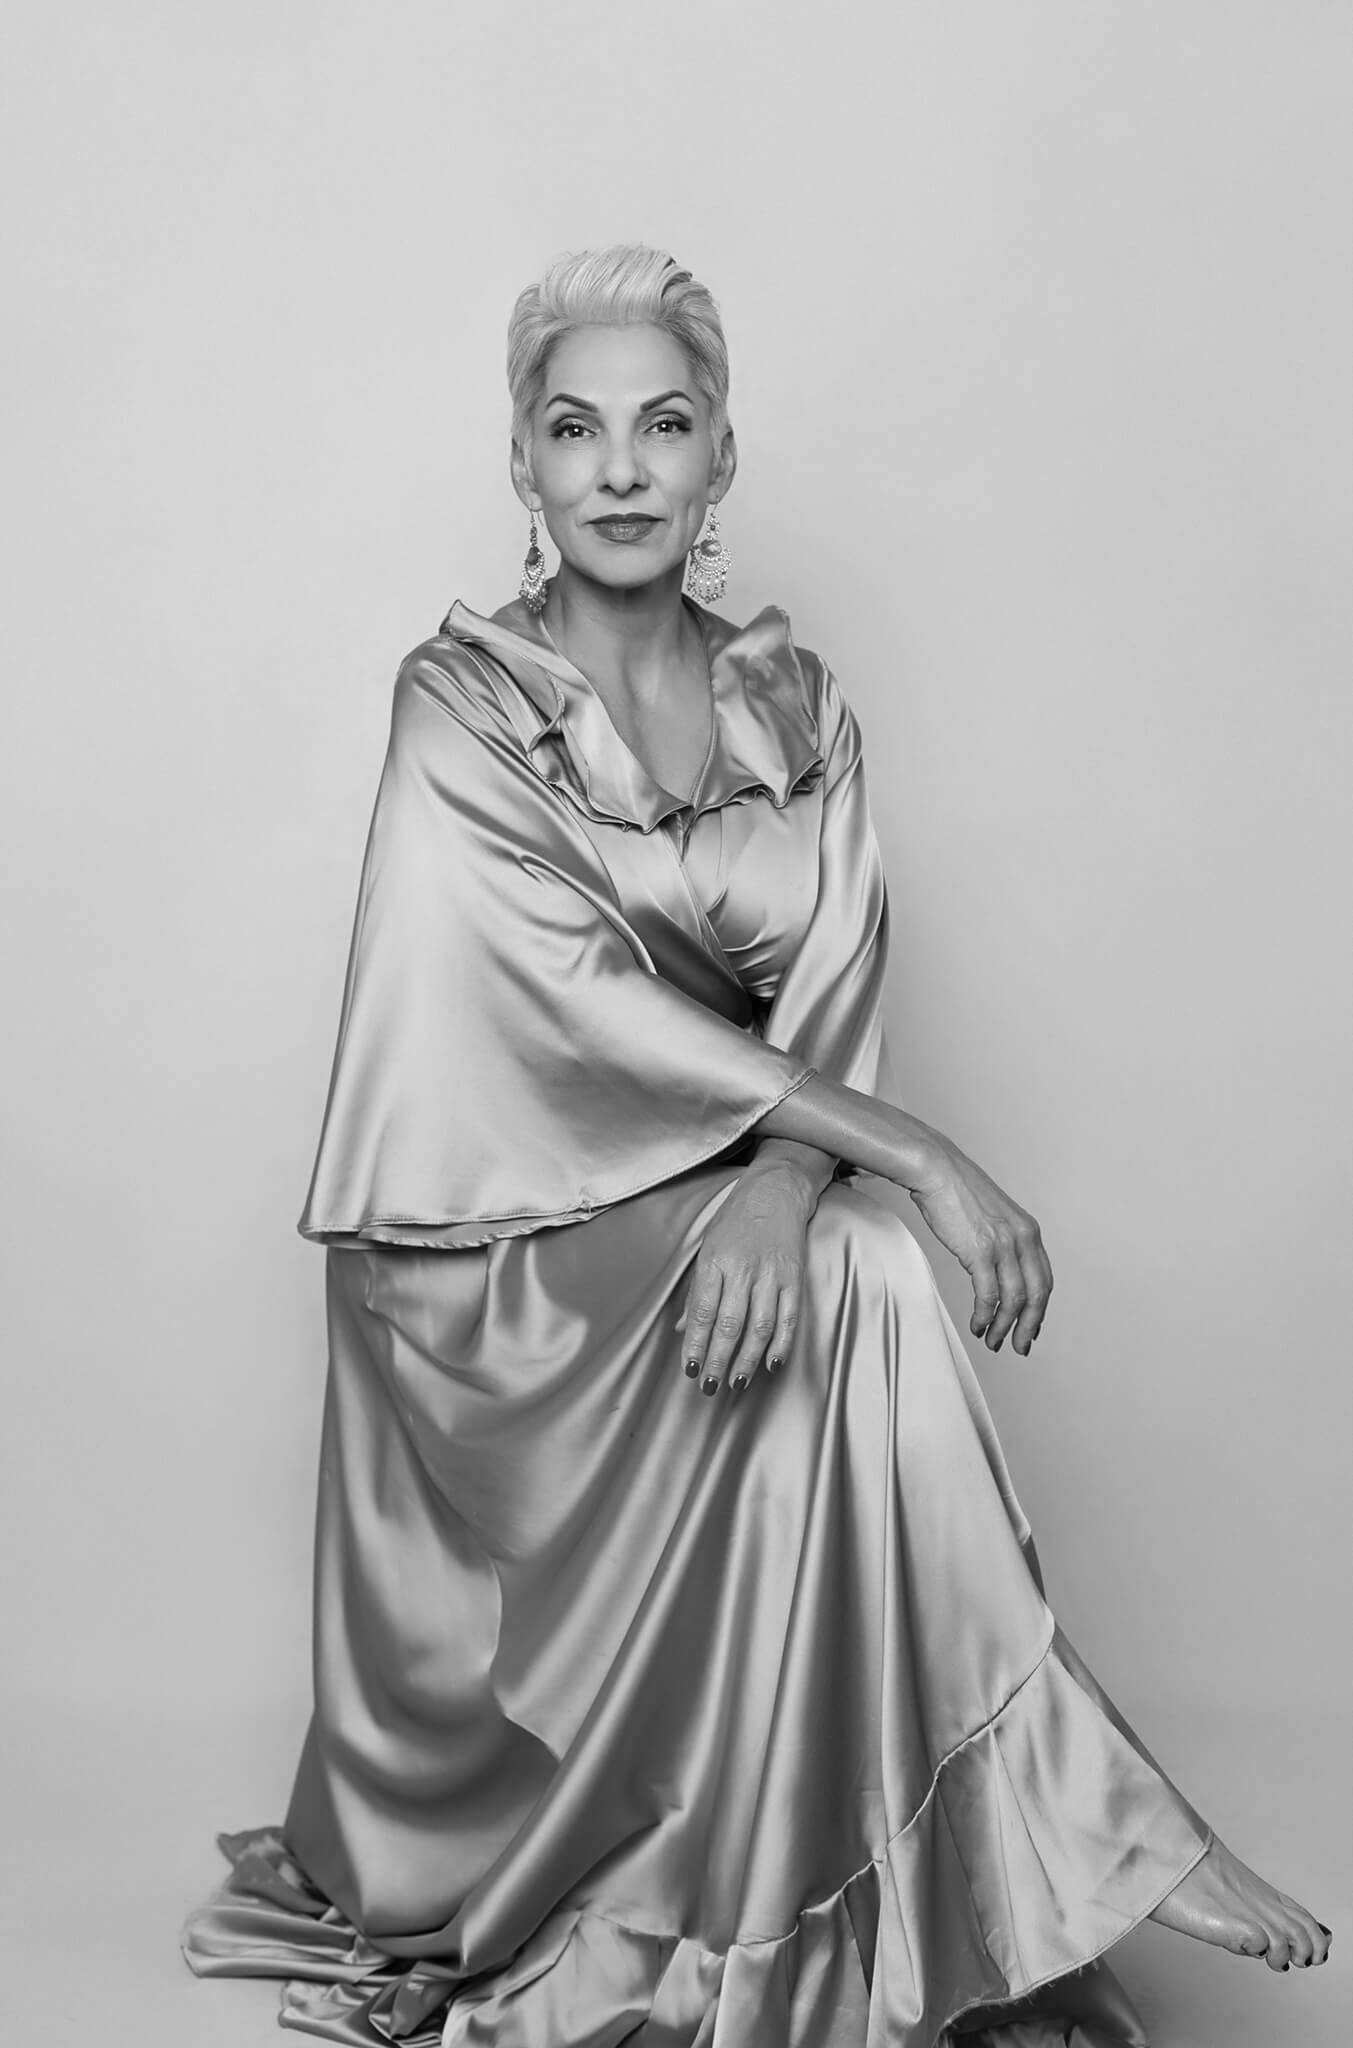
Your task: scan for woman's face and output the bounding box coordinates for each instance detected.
[513,322,735,597]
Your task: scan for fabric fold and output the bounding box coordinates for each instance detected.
[186,1165,1209,2048]
[181,1633,1206,2047]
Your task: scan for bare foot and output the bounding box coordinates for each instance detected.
[1150,1835,1333,1972]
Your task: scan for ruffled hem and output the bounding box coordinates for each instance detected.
[182,1636,1210,2047]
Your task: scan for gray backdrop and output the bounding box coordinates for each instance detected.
[3,5,1349,2042]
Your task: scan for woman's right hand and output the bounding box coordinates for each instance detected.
[905,1130,1053,1355]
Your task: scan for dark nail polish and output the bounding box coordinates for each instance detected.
[767,1355,781,1372]
[731,1374,747,1391]
[685,1359,700,1378]
[1318,1923,1332,1937]
[702,1376,718,1395]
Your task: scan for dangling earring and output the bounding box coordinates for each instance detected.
[685,502,731,606]
[519,506,548,614]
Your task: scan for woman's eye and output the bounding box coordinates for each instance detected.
[548,414,690,441]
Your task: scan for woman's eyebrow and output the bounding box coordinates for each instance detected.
[544,388,695,412]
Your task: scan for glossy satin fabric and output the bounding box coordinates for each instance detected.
[182,595,1211,2045]
[296,597,881,1250]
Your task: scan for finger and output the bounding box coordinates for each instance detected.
[681,1270,723,1383]
[763,1285,799,1382]
[1012,1228,1052,1354]
[700,1276,752,1394]
[969,1244,1000,1339]
[984,1236,1027,1352]
[726,1276,782,1391]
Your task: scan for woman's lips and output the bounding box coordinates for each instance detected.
[590,516,661,544]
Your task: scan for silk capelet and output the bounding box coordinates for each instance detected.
[296,596,895,1250]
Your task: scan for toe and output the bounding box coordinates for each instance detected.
[1234,1925,1269,1959]
[1264,1932,1293,1973]
[1279,1928,1311,1968]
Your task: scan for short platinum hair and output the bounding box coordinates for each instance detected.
[507,243,731,454]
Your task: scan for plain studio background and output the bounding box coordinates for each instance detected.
[2,4,1349,2042]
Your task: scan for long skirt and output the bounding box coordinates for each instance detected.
[181,1159,1212,2047]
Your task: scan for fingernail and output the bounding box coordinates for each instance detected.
[702,1376,718,1395]
[731,1374,747,1391]
[685,1360,700,1378]
[767,1355,781,1372]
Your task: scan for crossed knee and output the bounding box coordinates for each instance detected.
[806,1184,936,1322]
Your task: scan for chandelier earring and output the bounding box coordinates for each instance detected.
[685,502,731,606]
[519,506,548,614]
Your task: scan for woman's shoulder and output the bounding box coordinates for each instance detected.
[383,615,536,765]
[391,626,501,718]
[702,599,855,762]
[699,599,838,706]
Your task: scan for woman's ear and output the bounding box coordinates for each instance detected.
[510,438,538,510]
[711,426,737,505]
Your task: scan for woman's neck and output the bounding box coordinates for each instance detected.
[543,563,702,706]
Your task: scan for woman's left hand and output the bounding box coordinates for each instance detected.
[675,1159,821,1395]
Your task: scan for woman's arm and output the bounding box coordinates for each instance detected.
[753,1072,932,1181]
[753,1073,1054,1355]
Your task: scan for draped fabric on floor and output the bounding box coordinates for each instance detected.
[183,596,1211,2045]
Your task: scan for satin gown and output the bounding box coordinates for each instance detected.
[181,594,1213,2047]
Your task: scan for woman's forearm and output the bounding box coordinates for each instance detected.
[754,1073,940,1191]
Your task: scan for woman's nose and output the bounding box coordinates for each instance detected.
[599,434,646,493]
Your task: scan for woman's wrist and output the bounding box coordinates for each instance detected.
[888,1112,949,1194]
[745,1136,839,1209]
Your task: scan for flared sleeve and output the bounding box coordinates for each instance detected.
[297,648,818,1249]
[759,657,900,1109]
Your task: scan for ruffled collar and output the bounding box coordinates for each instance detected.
[438,592,825,833]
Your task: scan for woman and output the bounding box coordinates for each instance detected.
[182,246,1330,2046]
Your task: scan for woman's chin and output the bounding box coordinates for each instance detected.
[560,553,686,598]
